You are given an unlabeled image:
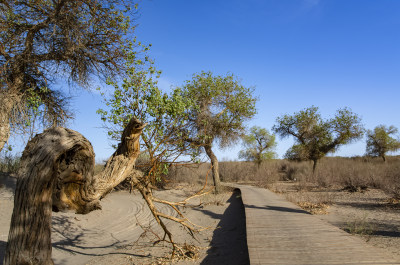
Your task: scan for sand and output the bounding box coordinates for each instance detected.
[0,173,248,265]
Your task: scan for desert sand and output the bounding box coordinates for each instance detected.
[2,173,400,264]
[0,173,248,265]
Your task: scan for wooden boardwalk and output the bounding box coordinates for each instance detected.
[233,184,400,265]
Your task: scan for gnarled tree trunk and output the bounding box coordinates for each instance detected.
[4,117,146,265]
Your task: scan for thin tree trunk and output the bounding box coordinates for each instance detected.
[4,118,146,265]
[204,145,221,194]
[0,95,13,153]
[312,159,318,175]
[382,155,386,163]
[256,154,262,169]
[0,116,10,153]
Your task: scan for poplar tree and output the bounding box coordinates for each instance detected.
[180,71,257,193]
[366,125,400,162]
[239,126,277,167]
[273,106,364,173]
[0,0,138,152]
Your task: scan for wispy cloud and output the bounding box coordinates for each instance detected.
[304,0,320,8]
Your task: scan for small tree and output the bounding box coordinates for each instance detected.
[239,126,277,167]
[273,106,364,173]
[97,45,198,185]
[366,125,400,162]
[97,48,206,254]
[180,71,257,193]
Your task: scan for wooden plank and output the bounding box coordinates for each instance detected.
[231,184,399,265]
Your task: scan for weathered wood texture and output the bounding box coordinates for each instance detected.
[4,118,146,265]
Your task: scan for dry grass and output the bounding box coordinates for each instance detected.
[283,188,334,214]
[0,153,20,173]
[313,156,400,199]
[344,214,376,238]
[163,156,400,200]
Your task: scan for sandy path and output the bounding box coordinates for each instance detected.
[0,174,249,265]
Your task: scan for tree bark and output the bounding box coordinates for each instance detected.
[204,145,221,194]
[0,94,13,153]
[4,117,146,265]
[0,115,10,153]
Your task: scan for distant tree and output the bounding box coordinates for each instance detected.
[239,126,277,167]
[273,106,364,173]
[0,0,138,152]
[366,125,400,162]
[180,71,257,193]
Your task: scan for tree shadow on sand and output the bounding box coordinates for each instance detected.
[51,215,149,265]
[199,189,250,265]
[0,172,16,194]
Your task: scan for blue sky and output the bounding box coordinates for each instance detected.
[10,0,400,162]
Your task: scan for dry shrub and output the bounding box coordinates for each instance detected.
[219,161,254,182]
[167,163,212,187]
[278,160,311,182]
[165,156,400,199]
[314,156,400,196]
[0,153,20,173]
[219,160,282,186]
[380,163,400,199]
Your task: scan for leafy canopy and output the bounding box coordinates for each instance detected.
[273,106,364,169]
[97,45,198,183]
[180,71,257,148]
[366,125,400,161]
[239,126,277,166]
[0,0,138,142]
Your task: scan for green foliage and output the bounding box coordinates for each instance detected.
[176,71,257,192]
[239,126,277,166]
[97,44,199,183]
[284,144,309,162]
[366,125,400,161]
[180,71,258,148]
[0,0,139,147]
[273,106,364,171]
